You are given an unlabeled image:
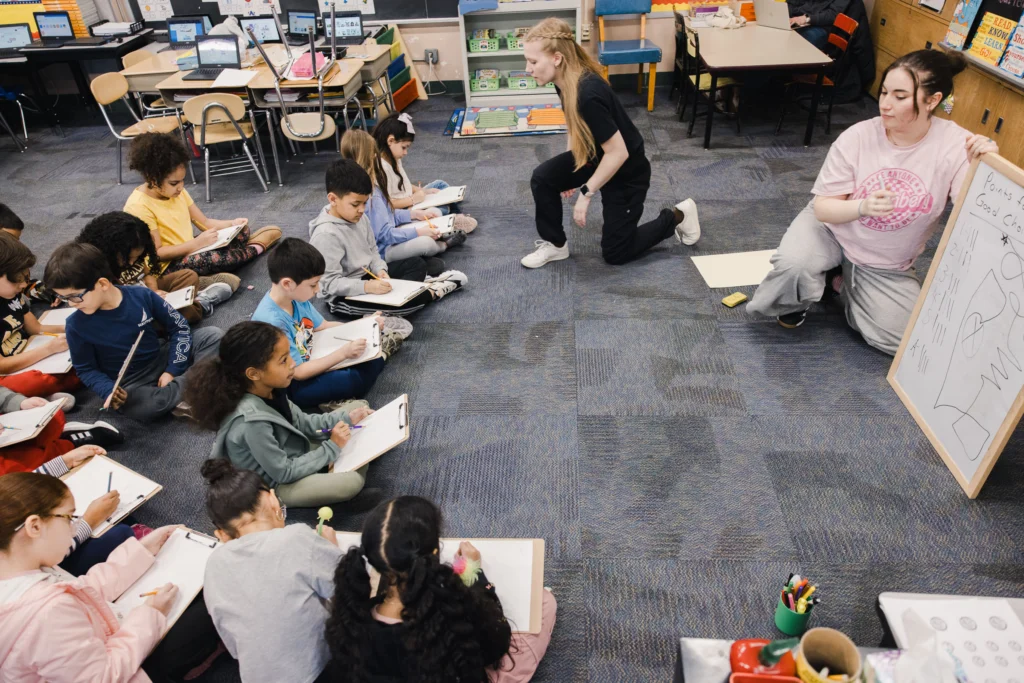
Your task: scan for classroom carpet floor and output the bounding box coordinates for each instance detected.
[3,90,1024,682]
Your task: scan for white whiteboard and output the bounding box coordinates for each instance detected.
[890,155,1024,497]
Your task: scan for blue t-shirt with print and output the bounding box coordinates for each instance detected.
[251,293,325,365]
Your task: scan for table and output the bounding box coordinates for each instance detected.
[0,54,64,138]
[686,22,832,148]
[344,42,395,115]
[121,49,182,93]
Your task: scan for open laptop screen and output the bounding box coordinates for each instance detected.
[168,18,206,44]
[240,17,279,43]
[324,12,362,39]
[288,10,317,37]
[0,24,32,48]
[35,12,75,39]
[196,35,239,68]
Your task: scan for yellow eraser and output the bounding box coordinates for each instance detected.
[721,292,748,308]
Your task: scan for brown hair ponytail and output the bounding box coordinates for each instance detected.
[0,473,70,551]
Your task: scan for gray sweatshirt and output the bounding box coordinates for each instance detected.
[203,523,342,683]
[0,386,28,414]
[308,205,388,299]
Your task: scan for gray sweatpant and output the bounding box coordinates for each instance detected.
[277,464,368,508]
[747,201,922,355]
[384,235,443,262]
[120,327,224,421]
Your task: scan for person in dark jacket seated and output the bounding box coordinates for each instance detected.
[788,0,849,48]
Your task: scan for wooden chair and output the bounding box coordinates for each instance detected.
[775,14,858,136]
[121,49,178,119]
[595,0,663,112]
[677,23,741,136]
[182,93,269,202]
[90,72,190,185]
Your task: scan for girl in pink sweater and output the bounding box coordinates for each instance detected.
[0,472,219,682]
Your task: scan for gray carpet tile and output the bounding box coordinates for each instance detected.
[3,84,1024,683]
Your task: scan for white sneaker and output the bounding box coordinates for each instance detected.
[425,270,468,286]
[425,270,468,299]
[674,198,700,245]
[521,240,569,269]
[46,392,75,411]
[195,282,233,316]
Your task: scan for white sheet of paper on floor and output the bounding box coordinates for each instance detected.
[345,278,426,307]
[64,455,162,537]
[5,336,72,376]
[404,214,456,236]
[691,250,777,288]
[310,317,381,370]
[0,399,64,448]
[113,528,218,631]
[880,596,1024,682]
[189,223,246,255]
[163,286,195,310]
[411,185,466,211]
[334,531,544,633]
[37,308,76,327]
[332,393,408,472]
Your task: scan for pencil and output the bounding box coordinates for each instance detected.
[361,267,381,281]
[106,472,112,492]
[138,590,159,597]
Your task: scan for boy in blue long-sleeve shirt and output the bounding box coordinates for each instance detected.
[44,242,223,421]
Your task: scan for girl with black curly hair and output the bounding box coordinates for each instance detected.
[122,132,282,276]
[77,211,238,323]
[324,496,557,683]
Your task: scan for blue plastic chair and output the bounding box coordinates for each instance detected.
[595,0,662,111]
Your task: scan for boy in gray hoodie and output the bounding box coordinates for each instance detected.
[309,159,467,318]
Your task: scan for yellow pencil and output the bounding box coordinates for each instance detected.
[361,267,381,280]
[138,590,159,597]
[192,219,209,232]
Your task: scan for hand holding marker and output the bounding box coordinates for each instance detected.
[783,573,819,614]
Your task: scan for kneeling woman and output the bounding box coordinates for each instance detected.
[749,50,997,354]
[520,18,700,268]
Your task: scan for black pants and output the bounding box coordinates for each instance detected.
[141,592,220,682]
[530,150,678,265]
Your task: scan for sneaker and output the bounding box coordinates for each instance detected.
[197,273,241,293]
[195,282,232,316]
[247,226,282,251]
[673,198,701,245]
[521,240,569,269]
[777,310,807,329]
[172,402,193,419]
[46,392,75,411]
[452,214,478,233]
[379,315,413,340]
[63,420,123,448]
[319,398,370,414]
[442,229,467,249]
[381,330,404,359]
[425,270,468,300]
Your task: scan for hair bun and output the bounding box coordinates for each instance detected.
[946,50,968,77]
[200,458,237,485]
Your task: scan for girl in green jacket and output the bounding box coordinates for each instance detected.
[185,321,379,508]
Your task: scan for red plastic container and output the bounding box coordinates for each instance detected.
[730,675,802,683]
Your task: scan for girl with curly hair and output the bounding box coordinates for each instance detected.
[77,211,239,324]
[122,132,282,276]
[324,496,557,683]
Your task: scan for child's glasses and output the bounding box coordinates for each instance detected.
[13,512,78,532]
[54,285,94,304]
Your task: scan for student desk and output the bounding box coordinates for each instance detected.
[344,43,395,116]
[685,22,832,149]
[121,50,183,93]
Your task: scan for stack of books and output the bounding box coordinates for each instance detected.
[967,12,1015,66]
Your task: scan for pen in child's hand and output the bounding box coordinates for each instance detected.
[318,425,363,434]
[107,472,112,492]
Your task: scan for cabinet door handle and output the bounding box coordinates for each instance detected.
[995,117,1004,134]
[925,40,932,49]
[982,109,990,125]
[880,17,886,26]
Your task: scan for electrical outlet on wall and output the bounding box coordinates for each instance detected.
[425,48,439,64]
[581,23,591,41]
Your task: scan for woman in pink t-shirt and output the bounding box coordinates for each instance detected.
[749,50,998,355]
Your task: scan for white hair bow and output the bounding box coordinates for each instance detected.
[398,112,415,135]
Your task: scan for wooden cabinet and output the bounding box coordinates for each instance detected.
[872,0,912,54]
[906,13,950,52]
[944,66,1007,133]
[990,85,1024,166]
[870,47,898,94]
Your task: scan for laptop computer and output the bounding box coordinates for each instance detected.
[240,17,281,44]
[286,10,318,45]
[167,15,213,49]
[323,11,368,46]
[753,0,792,31]
[0,23,32,58]
[182,34,242,81]
[29,11,108,47]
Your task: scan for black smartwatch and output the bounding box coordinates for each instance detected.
[580,184,596,198]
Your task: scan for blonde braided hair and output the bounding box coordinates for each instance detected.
[526,18,603,171]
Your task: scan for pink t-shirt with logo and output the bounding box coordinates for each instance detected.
[812,116,972,271]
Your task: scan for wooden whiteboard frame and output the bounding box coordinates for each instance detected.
[888,153,1024,498]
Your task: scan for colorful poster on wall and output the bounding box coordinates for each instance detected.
[217,0,281,16]
[138,0,173,21]
[319,0,375,16]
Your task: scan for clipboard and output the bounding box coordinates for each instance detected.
[411,185,466,211]
[404,214,456,236]
[332,393,409,472]
[0,399,65,448]
[37,308,76,327]
[310,318,382,371]
[104,330,144,411]
[334,532,545,634]
[344,279,427,307]
[188,223,246,256]
[162,286,195,310]
[62,454,162,538]
[112,527,219,634]
[1,336,72,376]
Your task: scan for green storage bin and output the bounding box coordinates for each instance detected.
[468,37,500,52]
[389,66,411,91]
[506,33,527,50]
[376,27,395,46]
[470,77,501,91]
[505,74,537,90]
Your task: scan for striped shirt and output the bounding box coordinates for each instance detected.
[33,456,93,556]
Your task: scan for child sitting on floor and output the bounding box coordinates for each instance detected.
[185,321,381,509]
[371,112,477,232]
[0,203,55,305]
[309,159,467,318]
[251,238,391,412]
[340,130,464,269]
[44,242,223,422]
[123,132,281,276]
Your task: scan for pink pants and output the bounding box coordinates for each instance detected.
[491,590,558,683]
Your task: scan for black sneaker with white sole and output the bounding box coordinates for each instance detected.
[62,420,124,448]
[777,310,807,329]
[442,230,467,249]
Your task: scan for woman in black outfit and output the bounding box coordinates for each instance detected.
[324,496,557,682]
[520,17,701,269]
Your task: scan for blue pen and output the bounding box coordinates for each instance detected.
[318,425,363,434]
